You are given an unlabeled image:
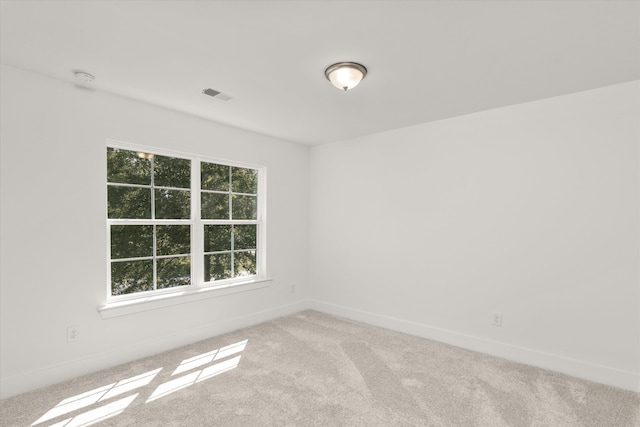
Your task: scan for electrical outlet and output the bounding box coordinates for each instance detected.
[492,312,502,327]
[67,326,80,343]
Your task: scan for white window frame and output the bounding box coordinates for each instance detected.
[102,140,268,316]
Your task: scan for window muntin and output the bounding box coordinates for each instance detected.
[107,148,191,221]
[107,147,192,296]
[201,162,258,283]
[107,144,263,299]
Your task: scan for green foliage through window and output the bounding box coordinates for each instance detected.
[107,146,261,297]
[200,162,258,220]
[108,147,192,296]
[203,224,257,282]
[201,161,258,283]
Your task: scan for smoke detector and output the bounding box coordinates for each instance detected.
[74,71,95,84]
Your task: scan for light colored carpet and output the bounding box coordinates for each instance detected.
[1,310,639,426]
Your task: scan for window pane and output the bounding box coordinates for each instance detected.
[201,192,229,219]
[201,163,229,191]
[155,189,190,219]
[205,253,232,281]
[234,225,256,250]
[204,225,231,252]
[111,260,153,296]
[157,257,191,289]
[232,195,257,220]
[157,225,190,256]
[154,155,190,189]
[111,225,153,259]
[108,186,151,219]
[234,251,256,277]
[231,167,257,194]
[107,147,151,185]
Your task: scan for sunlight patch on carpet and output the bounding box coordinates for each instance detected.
[30,339,247,426]
[172,339,247,376]
[31,369,161,426]
[37,394,139,427]
[147,355,242,403]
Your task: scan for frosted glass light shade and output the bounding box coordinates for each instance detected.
[325,62,367,91]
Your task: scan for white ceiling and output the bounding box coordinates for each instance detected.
[1,1,638,145]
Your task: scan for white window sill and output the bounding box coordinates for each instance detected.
[98,278,272,319]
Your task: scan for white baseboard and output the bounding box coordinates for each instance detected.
[0,300,311,399]
[3,299,637,399]
[309,300,640,393]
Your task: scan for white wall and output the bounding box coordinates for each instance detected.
[0,65,310,398]
[2,63,638,398]
[309,81,640,391]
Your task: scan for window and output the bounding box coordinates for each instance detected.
[107,144,264,299]
[201,162,258,281]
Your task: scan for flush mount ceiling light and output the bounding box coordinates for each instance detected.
[324,62,367,91]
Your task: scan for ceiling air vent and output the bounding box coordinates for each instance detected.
[202,88,233,101]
